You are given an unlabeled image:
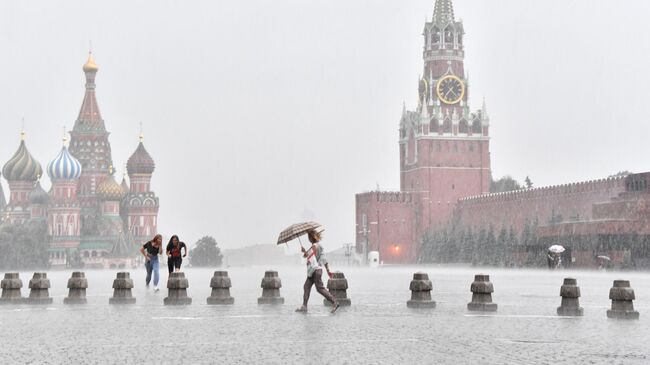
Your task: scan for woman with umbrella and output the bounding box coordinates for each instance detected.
[277,222,339,314]
[297,228,340,313]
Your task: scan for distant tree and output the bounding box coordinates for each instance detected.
[608,171,631,178]
[495,226,508,266]
[524,176,533,189]
[475,227,487,266]
[490,176,522,193]
[189,236,223,267]
[506,226,518,266]
[0,220,49,270]
[482,226,496,266]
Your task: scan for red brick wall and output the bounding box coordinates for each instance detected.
[355,192,416,264]
[453,176,627,234]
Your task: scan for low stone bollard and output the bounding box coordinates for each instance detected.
[557,278,583,316]
[607,280,639,320]
[26,273,53,304]
[467,274,497,311]
[207,271,234,305]
[258,270,284,305]
[0,273,23,304]
[407,272,436,309]
[324,271,351,307]
[64,272,88,304]
[164,272,192,305]
[109,272,136,304]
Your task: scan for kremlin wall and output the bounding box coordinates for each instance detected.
[355,0,650,268]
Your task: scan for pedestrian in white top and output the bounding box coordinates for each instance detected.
[296,229,339,314]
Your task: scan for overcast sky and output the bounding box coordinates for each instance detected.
[1,0,649,250]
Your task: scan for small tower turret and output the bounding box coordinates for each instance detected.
[123,134,159,241]
[46,134,83,267]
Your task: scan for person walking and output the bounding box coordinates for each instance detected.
[295,229,339,314]
[166,235,187,273]
[140,234,163,291]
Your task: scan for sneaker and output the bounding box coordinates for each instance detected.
[154,286,160,292]
[330,302,340,314]
[146,284,150,289]
[295,306,308,313]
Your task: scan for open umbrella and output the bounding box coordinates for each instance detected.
[597,255,611,261]
[548,245,565,254]
[277,222,323,247]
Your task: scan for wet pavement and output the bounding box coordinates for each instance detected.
[0,266,648,364]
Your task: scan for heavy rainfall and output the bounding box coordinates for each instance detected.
[1,0,650,364]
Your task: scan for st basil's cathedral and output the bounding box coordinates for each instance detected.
[0,53,160,268]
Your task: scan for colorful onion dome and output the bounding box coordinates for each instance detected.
[47,146,82,181]
[29,181,50,205]
[97,174,126,201]
[127,141,155,175]
[83,52,98,73]
[2,139,43,182]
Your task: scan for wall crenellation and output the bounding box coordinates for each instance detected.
[459,176,626,204]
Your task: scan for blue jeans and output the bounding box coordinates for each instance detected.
[145,256,160,286]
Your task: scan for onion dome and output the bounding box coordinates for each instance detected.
[83,52,98,73]
[127,141,155,175]
[2,138,43,182]
[120,174,130,194]
[29,181,50,205]
[97,173,126,201]
[47,146,82,181]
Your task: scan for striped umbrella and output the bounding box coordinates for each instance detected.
[277,222,323,245]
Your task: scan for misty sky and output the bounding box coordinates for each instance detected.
[1,0,649,250]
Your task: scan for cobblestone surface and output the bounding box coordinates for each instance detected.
[0,267,648,364]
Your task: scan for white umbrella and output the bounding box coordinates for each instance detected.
[548,245,565,254]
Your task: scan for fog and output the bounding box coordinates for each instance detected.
[1,0,649,250]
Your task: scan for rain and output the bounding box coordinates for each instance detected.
[1,0,649,364]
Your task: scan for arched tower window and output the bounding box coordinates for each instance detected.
[432,27,440,46]
[459,119,469,134]
[430,118,439,133]
[443,117,452,133]
[471,117,482,134]
[444,27,454,47]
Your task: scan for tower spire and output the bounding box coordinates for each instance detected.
[74,51,104,132]
[433,0,455,24]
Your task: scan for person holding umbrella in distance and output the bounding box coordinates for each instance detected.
[277,222,339,314]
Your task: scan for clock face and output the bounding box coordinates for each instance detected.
[436,75,465,105]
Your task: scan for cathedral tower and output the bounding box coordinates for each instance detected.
[1,132,43,225]
[46,138,83,266]
[124,136,159,243]
[68,52,114,217]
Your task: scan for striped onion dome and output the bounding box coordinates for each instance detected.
[2,140,43,182]
[97,175,126,201]
[47,146,82,181]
